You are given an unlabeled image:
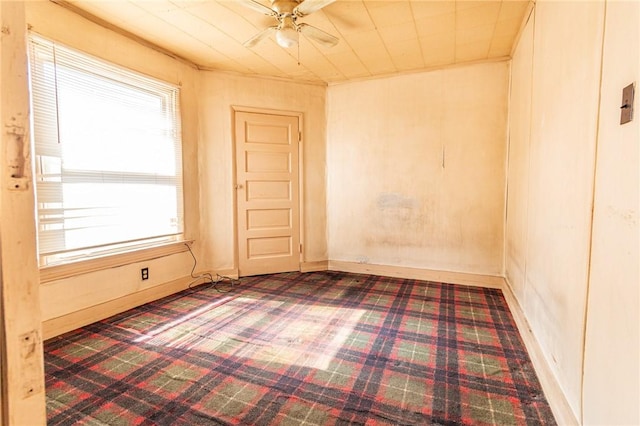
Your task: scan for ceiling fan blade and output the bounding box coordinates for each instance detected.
[298,23,339,47]
[237,0,277,16]
[243,26,277,47]
[294,0,336,16]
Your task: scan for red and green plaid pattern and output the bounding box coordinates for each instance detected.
[45,271,556,425]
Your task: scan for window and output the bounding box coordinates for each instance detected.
[28,34,184,266]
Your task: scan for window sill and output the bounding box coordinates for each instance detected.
[40,240,193,283]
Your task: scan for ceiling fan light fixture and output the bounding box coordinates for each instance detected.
[276,15,299,48]
[276,26,298,48]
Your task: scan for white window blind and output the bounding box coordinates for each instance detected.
[28,34,184,266]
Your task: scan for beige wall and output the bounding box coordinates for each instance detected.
[26,1,202,322]
[196,72,327,273]
[326,62,509,275]
[583,1,639,425]
[506,0,638,423]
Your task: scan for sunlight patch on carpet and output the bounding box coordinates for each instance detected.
[134,296,364,371]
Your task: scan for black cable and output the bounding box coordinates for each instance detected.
[184,243,238,293]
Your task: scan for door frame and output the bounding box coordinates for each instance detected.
[1,2,47,423]
[231,105,305,276]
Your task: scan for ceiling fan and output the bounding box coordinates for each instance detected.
[239,0,339,49]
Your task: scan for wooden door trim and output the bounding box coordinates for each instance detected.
[231,106,304,275]
[1,2,47,423]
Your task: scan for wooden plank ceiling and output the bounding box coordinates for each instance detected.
[59,0,532,83]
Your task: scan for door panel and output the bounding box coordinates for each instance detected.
[245,151,291,173]
[235,111,300,277]
[248,236,292,258]
[246,124,290,145]
[247,209,291,230]
[246,180,290,200]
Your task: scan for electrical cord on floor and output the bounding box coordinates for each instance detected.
[184,243,239,293]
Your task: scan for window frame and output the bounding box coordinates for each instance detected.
[28,33,187,269]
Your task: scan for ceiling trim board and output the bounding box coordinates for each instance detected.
[196,66,328,87]
[327,55,512,87]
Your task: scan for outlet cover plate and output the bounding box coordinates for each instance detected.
[620,83,635,125]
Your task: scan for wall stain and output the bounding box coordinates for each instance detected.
[366,192,431,248]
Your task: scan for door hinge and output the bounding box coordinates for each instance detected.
[299,244,303,253]
[298,131,302,143]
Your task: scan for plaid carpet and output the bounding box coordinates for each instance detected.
[45,271,556,425]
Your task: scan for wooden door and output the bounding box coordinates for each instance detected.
[235,111,300,277]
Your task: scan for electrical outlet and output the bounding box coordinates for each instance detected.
[141,267,149,280]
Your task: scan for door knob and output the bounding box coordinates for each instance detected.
[235,184,244,190]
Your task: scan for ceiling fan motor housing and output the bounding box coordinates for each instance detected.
[271,0,301,17]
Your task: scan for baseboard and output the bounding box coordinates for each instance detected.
[300,260,329,272]
[501,277,579,426]
[327,260,503,289]
[42,274,200,340]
